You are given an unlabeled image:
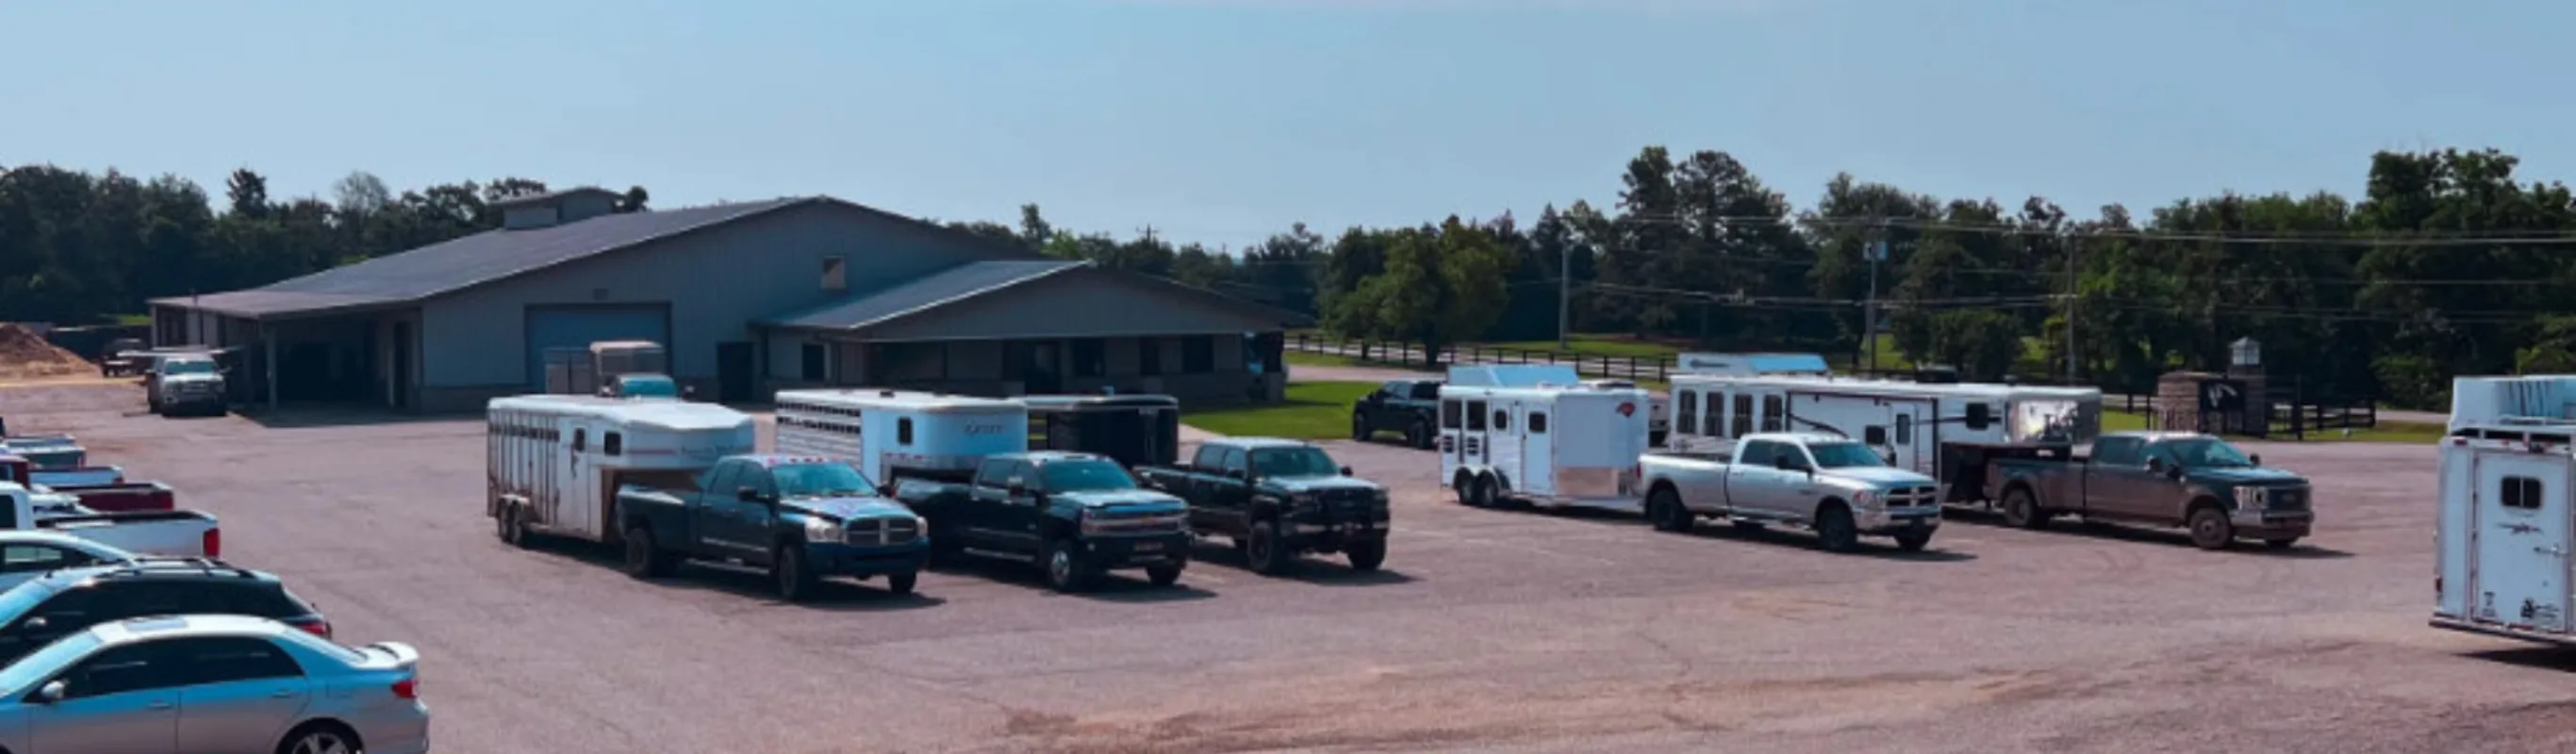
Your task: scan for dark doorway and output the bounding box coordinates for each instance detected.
[1020,341,1062,394]
[717,341,755,402]
[391,322,413,409]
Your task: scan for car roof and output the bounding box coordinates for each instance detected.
[0,530,125,551]
[89,614,285,646]
[1017,451,1110,464]
[735,454,845,467]
[1214,437,1309,451]
[36,558,274,589]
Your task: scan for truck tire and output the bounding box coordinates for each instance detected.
[2264,537,2300,550]
[1647,485,1693,533]
[1147,562,1185,586]
[1042,537,1097,593]
[1346,537,1386,571]
[886,570,919,596]
[2002,486,2047,530]
[1245,519,1292,575]
[1815,504,1859,553]
[1409,418,1434,450]
[2187,504,2235,550]
[775,545,818,601]
[1893,530,1933,552]
[1351,413,1372,442]
[623,524,676,579]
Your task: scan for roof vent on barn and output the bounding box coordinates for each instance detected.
[492,187,628,230]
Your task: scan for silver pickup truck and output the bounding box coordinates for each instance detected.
[1636,432,1942,552]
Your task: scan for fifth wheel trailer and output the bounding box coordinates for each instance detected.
[2434,375,2576,646]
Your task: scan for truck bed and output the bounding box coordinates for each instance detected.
[45,482,174,512]
[36,509,218,557]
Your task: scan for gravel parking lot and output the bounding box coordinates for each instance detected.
[6,382,2572,753]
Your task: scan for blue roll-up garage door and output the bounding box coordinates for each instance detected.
[525,304,671,389]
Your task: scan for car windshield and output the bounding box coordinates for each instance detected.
[0,583,59,626]
[617,375,678,398]
[2163,437,2255,468]
[1041,460,1137,493]
[1806,441,1888,468]
[1250,447,1340,478]
[0,631,98,695]
[164,360,216,375]
[772,463,878,498]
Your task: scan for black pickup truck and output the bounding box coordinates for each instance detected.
[895,451,1192,593]
[1138,438,1390,574]
[1985,431,2315,550]
[1351,380,1442,449]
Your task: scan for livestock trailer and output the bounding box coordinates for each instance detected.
[773,388,1029,484]
[485,394,755,546]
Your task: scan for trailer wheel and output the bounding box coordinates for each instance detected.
[1472,474,1501,509]
[498,502,530,548]
[2001,486,2046,530]
[1814,503,1859,553]
[1647,485,1693,533]
[2187,504,2235,550]
[1452,471,1476,505]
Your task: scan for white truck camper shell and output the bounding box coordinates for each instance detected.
[1661,354,2102,482]
[486,395,756,545]
[2434,375,2576,646]
[1438,365,1654,509]
[774,388,1031,484]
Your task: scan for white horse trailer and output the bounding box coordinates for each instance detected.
[774,388,1029,484]
[486,395,755,546]
[2434,375,2576,645]
[1662,354,2100,500]
[1438,365,1654,510]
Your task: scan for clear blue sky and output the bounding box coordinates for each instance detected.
[4,0,2568,251]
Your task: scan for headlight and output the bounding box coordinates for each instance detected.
[804,516,843,542]
[2232,486,2264,510]
[1851,490,1876,508]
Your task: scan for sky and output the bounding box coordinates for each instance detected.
[4,0,2571,251]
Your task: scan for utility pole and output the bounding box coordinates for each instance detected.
[1136,225,1159,244]
[2064,236,2079,384]
[1557,240,1572,350]
[1862,224,1887,373]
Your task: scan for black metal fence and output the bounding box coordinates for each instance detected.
[1287,333,1678,383]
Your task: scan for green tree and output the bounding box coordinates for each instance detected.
[1330,218,1516,369]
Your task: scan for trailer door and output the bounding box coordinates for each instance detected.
[1521,402,1554,496]
[1889,399,1935,476]
[2470,453,2571,633]
[1439,396,1463,487]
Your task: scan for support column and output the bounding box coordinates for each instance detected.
[263,322,279,410]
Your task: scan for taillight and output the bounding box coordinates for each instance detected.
[202,529,221,559]
[390,678,417,699]
[296,619,332,640]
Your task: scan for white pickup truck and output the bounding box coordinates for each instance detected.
[1636,432,1943,552]
[0,482,219,558]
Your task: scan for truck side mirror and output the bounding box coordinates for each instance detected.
[2248,453,2262,467]
[2143,456,2164,473]
[1340,466,1353,477]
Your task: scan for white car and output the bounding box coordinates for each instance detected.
[0,532,136,592]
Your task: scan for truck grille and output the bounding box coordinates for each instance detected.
[1884,485,1940,507]
[844,518,923,546]
[2267,487,2310,512]
[1083,510,1188,535]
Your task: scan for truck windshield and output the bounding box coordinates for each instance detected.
[163,360,216,375]
[1249,447,1339,478]
[1041,460,1138,493]
[1806,441,1887,468]
[2163,437,2255,468]
[616,375,678,398]
[773,463,878,498]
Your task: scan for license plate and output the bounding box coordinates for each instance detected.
[1132,542,1163,552]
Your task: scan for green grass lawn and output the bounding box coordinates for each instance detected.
[1182,381,1375,439]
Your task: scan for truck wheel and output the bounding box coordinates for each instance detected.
[1246,520,1292,575]
[886,570,919,596]
[2264,537,2300,550]
[1648,486,1693,533]
[1147,562,1185,586]
[2002,487,2047,530]
[1351,414,1372,441]
[1409,419,1434,450]
[1815,504,1859,553]
[775,545,818,601]
[1042,537,1098,593]
[623,524,675,578]
[2187,506,2235,550]
[1346,537,1386,572]
[1893,530,1933,552]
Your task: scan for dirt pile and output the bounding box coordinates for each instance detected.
[0,324,97,380]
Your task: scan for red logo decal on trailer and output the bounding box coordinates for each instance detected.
[1616,402,1636,417]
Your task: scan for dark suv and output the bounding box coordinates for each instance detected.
[0,558,330,665]
[1352,380,1442,449]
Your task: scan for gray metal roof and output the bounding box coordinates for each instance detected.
[154,198,805,319]
[764,259,1084,330]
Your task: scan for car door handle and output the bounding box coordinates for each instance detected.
[144,700,173,711]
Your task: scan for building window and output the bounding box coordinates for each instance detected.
[1760,395,1784,433]
[1138,337,1162,376]
[822,256,847,291]
[801,343,826,382]
[603,432,623,456]
[1181,336,1214,373]
[1071,338,1105,378]
[1528,412,1548,434]
[1732,394,1754,437]
[571,429,587,452]
[898,418,915,446]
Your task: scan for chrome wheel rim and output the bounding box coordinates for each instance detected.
[1049,549,1073,585]
[1249,529,1273,566]
[291,731,353,754]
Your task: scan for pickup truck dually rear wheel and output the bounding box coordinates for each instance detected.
[1245,520,1292,575]
[2187,505,2235,550]
[1815,504,1860,553]
[775,545,818,601]
[623,524,676,579]
[2002,487,2047,530]
[1647,486,1693,533]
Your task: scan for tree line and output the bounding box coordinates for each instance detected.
[8,147,2571,408]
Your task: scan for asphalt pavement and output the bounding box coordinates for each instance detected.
[1,382,2564,753]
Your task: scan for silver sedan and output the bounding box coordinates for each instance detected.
[0,614,429,754]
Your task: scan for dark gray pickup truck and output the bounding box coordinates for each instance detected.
[1986,431,2315,549]
[1137,438,1390,574]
